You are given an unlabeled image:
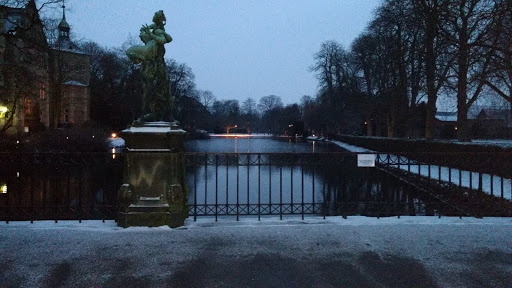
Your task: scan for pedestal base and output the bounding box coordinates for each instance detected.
[116,122,188,228]
[117,211,185,228]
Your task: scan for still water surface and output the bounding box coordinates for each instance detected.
[0,137,432,220]
[185,137,343,153]
[185,137,427,217]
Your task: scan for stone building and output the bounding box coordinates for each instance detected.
[0,0,91,134]
[48,4,91,128]
[0,0,49,134]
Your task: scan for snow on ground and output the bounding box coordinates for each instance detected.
[330,140,512,201]
[108,137,125,148]
[1,216,511,231]
[1,217,511,287]
[331,140,375,153]
[465,139,512,148]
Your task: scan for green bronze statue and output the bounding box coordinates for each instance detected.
[127,10,173,123]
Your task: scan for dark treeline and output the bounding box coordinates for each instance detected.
[40,0,510,140]
[307,0,511,141]
[76,39,305,135]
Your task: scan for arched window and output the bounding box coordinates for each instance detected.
[24,99,32,115]
[39,85,46,100]
[64,108,69,123]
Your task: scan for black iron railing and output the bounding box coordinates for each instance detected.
[0,152,123,222]
[185,153,512,221]
[0,152,511,222]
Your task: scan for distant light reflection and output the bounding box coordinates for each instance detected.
[219,134,250,138]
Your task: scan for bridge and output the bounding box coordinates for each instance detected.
[0,151,510,222]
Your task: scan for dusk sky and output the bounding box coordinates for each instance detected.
[40,0,381,105]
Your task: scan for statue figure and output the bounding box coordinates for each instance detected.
[126,10,173,123]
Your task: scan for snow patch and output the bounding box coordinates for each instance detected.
[108,137,125,148]
[330,140,374,153]
[1,217,511,232]
[330,140,512,201]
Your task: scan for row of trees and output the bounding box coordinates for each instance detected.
[89,0,510,140]
[5,0,510,140]
[74,40,303,134]
[81,0,512,140]
[307,0,511,141]
[1,0,305,136]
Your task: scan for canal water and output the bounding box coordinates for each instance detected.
[185,137,433,217]
[0,136,459,221]
[185,136,343,153]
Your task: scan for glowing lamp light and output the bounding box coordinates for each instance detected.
[226,125,238,135]
[455,126,458,130]
[111,133,117,138]
[0,106,7,118]
[1,185,7,194]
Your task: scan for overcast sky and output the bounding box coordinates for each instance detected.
[40,0,380,105]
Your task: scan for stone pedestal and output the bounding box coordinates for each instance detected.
[117,122,188,228]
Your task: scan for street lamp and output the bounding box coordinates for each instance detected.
[0,106,8,118]
[227,125,237,135]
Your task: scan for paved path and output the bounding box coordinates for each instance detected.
[1,216,511,287]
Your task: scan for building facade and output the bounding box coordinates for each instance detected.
[0,0,90,134]
[0,0,49,134]
[48,4,91,129]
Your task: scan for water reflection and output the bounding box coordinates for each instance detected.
[0,154,124,220]
[185,137,341,154]
[186,153,435,217]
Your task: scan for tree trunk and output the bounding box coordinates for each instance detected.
[457,22,470,142]
[387,115,395,138]
[424,2,438,141]
[366,114,373,136]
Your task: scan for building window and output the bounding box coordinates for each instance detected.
[39,57,46,69]
[39,85,46,100]
[24,99,32,115]
[64,108,69,123]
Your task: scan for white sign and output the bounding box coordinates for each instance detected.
[357,154,376,167]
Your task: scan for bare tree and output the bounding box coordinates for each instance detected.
[257,95,283,115]
[195,90,215,112]
[440,0,500,141]
[355,0,416,137]
[351,33,380,136]
[413,0,453,140]
[241,97,257,116]
[166,59,195,100]
[0,0,58,134]
[481,0,512,110]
